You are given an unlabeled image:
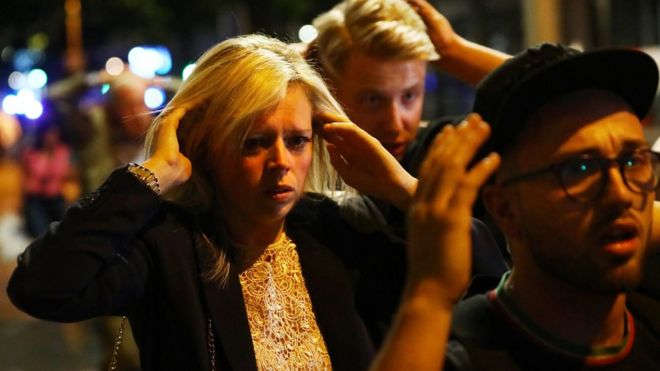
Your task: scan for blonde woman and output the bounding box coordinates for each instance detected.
[8,34,415,370]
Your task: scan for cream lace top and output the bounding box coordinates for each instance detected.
[237,232,332,370]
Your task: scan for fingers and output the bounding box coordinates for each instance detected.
[415,114,493,207]
[155,106,187,140]
[161,106,188,130]
[320,121,380,151]
[319,122,351,143]
[406,0,435,20]
[314,111,350,127]
[450,153,500,209]
[406,0,446,29]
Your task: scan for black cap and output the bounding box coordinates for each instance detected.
[473,43,659,156]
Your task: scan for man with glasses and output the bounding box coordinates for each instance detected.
[371,43,660,369]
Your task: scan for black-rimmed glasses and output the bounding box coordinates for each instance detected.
[499,149,660,203]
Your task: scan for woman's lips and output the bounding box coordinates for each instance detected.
[264,185,294,201]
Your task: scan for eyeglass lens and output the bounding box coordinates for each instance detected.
[559,151,660,202]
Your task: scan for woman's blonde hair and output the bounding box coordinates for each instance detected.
[145,34,347,283]
[312,0,439,79]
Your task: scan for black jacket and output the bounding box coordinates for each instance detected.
[7,168,384,370]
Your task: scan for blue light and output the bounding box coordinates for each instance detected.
[154,46,172,75]
[3,89,43,119]
[27,69,48,89]
[425,71,439,93]
[128,45,172,78]
[144,87,166,109]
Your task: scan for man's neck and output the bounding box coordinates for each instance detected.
[507,267,628,348]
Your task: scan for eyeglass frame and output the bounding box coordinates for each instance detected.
[497,148,660,203]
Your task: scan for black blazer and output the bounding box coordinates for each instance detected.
[7,168,379,370]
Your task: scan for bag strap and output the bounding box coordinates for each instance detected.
[108,316,127,371]
[207,316,216,370]
[106,315,217,370]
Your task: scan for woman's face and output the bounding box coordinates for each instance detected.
[213,84,314,232]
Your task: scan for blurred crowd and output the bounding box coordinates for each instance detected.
[0,68,180,370]
[0,69,180,259]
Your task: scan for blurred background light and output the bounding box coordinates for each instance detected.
[8,72,26,90]
[101,83,111,94]
[1,46,14,63]
[153,46,172,75]
[105,57,124,76]
[128,47,154,78]
[24,100,43,120]
[13,49,43,71]
[2,89,43,119]
[0,108,22,148]
[2,95,18,115]
[425,71,439,93]
[27,69,48,89]
[182,63,196,80]
[28,33,49,51]
[298,24,318,43]
[144,86,166,109]
[128,45,172,78]
[16,89,37,115]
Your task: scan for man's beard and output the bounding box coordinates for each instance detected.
[521,221,646,294]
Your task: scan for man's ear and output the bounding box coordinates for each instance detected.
[482,184,521,240]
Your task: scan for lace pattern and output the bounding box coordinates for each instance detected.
[238,233,332,370]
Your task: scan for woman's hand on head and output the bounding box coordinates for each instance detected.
[318,112,417,211]
[407,114,500,305]
[142,107,192,194]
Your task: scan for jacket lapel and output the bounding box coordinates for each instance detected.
[193,237,257,371]
[290,227,374,370]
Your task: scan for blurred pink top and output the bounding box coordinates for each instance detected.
[22,144,72,197]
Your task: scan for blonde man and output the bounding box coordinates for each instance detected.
[311,0,509,164]
[308,0,511,334]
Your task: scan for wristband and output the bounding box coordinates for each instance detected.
[127,163,161,195]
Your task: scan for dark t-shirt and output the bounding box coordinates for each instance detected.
[446,274,660,370]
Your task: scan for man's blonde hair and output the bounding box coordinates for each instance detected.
[312,0,439,79]
[145,34,347,282]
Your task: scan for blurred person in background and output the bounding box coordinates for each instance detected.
[48,69,179,194]
[47,66,173,371]
[20,108,78,238]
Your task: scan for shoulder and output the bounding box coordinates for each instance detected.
[468,218,509,281]
[627,291,660,338]
[451,293,508,345]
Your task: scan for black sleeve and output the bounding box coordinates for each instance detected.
[6,167,162,322]
[444,340,473,371]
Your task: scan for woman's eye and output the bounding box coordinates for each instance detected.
[362,95,383,108]
[243,138,264,153]
[286,136,311,150]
